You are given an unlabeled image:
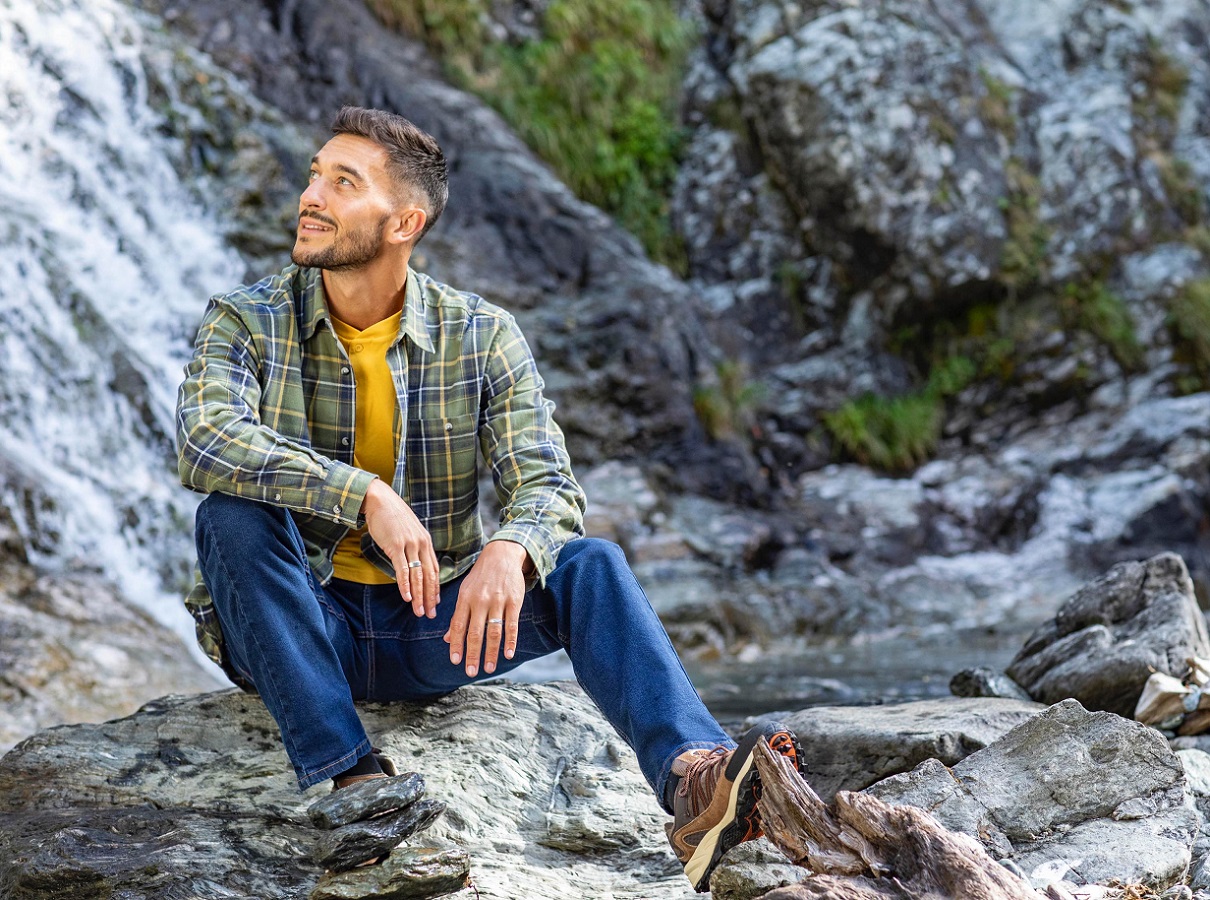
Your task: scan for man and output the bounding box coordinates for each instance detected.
[176,106,803,892]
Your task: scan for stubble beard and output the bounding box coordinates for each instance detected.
[291,212,391,271]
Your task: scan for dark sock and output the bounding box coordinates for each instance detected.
[334,751,383,783]
[663,773,682,813]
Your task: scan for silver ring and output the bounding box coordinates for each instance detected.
[487,618,504,625]
[407,560,423,569]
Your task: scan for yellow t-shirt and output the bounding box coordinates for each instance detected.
[330,310,403,584]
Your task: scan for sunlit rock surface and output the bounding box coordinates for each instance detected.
[0,684,699,899]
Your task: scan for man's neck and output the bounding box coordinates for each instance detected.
[320,256,410,330]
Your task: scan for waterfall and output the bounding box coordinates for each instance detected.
[0,0,247,648]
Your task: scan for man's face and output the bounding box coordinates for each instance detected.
[291,134,399,271]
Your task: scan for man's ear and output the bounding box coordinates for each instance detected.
[389,207,427,246]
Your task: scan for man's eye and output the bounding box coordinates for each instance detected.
[307,170,318,182]
[338,177,353,186]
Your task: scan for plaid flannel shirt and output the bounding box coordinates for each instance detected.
[176,264,585,676]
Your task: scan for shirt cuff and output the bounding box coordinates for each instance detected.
[316,462,377,528]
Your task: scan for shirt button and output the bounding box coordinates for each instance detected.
[341,366,350,375]
[332,504,342,515]
[353,342,364,353]
[444,421,453,431]
[341,437,350,446]
[274,493,281,502]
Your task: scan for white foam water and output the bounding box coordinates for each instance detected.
[0,0,245,652]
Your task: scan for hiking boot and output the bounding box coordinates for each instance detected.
[665,722,803,892]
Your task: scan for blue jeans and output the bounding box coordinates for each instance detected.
[194,493,733,799]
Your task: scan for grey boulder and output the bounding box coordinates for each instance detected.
[1006,553,1210,716]
[309,773,426,830]
[867,699,1198,891]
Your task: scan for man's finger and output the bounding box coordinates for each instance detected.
[503,605,519,661]
[483,611,505,674]
[445,600,469,664]
[423,548,440,618]
[407,553,425,617]
[464,614,485,677]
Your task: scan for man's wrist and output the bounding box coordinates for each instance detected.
[484,538,532,574]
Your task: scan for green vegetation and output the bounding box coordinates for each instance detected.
[822,355,977,473]
[978,68,1017,141]
[693,360,766,441]
[366,0,695,266]
[1169,277,1210,392]
[999,159,1050,296]
[1060,281,1145,371]
[1135,38,1189,134]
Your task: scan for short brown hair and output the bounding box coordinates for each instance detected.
[331,106,448,242]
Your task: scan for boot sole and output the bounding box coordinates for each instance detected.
[682,721,804,892]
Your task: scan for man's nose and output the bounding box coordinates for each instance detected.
[300,178,325,209]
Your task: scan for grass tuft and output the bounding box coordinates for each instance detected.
[366,0,695,267]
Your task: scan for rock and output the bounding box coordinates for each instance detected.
[0,684,694,898]
[309,773,426,830]
[867,699,1199,891]
[309,846,470,900]
[1006,553,1210,717]
[706,840,804,900]
[0,560,220,753]
[751,697,1043,801]
[314,800,445,873]
[950,667,1034,701]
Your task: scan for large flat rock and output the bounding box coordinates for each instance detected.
[0,684,697,899]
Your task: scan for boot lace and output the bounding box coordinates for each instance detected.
[677,746,730,814]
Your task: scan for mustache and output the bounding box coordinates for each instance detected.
[299,212,336,228]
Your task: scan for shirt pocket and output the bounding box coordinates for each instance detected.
[407,412,480,521]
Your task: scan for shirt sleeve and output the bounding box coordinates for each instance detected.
[479,314,586,584]
[175,297,375,528]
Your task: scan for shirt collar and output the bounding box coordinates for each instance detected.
[296,265,434,353]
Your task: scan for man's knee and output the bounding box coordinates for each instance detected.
[556,537,629,573]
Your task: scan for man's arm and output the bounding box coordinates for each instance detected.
[176,297,375,529]
[444,313,586,676]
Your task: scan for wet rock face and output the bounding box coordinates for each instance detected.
[0,685,694,900]
[867,700,1199,892]
[1006,552,1210,717]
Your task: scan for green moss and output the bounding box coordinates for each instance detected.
[999,159,1050,295]
[1137,38,1189,132]
[1158,156,1205,226]
[366,0,695,267]
[978,68,1016,140]
[693,360,767,441]
[1061,281,1145,371]
[1169,277,1210,392]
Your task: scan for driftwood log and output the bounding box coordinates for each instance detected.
[752,741,1044,900]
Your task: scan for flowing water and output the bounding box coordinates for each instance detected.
[0,0,244,651]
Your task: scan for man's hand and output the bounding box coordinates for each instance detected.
[444,540,529,677]
[361,478,439,617]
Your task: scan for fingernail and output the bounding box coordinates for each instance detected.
[485,664,495,674]
[467,665,477,677]
[427,610,436,618]
[451,653,461,664]
[505,649,514,659]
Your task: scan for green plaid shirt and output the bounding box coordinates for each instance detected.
[176,264,585,675]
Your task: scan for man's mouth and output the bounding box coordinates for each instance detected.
[298,215,335,234]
